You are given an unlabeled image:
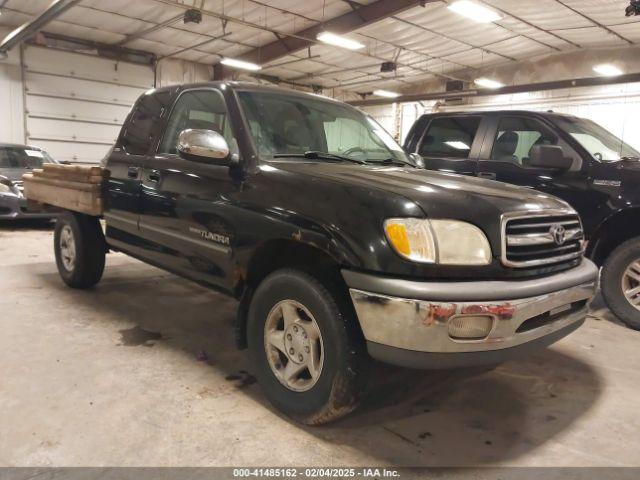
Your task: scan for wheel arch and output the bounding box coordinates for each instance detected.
[234,238,357,349]
[587,207,640,266]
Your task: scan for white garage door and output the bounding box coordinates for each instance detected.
[23,45,154,164]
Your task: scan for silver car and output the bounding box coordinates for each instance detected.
[0,143,59,220]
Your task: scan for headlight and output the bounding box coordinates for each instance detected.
[384,218,492,265]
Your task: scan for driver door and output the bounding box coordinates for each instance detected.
[476,115,590,210]
[137,88,240,290]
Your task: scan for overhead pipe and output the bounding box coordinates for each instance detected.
[0,0,82,54]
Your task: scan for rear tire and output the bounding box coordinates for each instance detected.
[54,212,106,289]
[247,269,369,425]
[601,237,640,330]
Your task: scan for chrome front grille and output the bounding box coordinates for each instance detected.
[502,210,584,268]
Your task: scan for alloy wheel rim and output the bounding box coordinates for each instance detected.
[59,225,76,271]
[264,299,324,392]
[622,259,640,311]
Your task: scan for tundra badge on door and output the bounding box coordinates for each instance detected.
[189,226,230,246]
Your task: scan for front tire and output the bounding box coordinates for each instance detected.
[247,269,369,425]
[601,238,640,330]
[54,212,106,289]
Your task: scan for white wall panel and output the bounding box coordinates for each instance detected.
[156,57,212,87]
[25,71,145,106]
[24,46,152,88]
[27,117,121,144]
[0,63,24,144]
[32,141,112,165]
[0,27,24,144]
[23,45,153,164]
[26,96,131,125]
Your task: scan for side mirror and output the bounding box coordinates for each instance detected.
[177,129,230,165]
[528,145,573,170]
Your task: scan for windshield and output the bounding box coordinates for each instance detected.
[237,90,412,165]
[555,117,640,162]
[0,147,54,169]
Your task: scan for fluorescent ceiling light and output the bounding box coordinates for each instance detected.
[474,77,504,89]
[593,64,623,77]
[317,31,364,50]
[445,141,470,150]
[373,89,400,98]
[448,0,502,23]
[220,57,261,71]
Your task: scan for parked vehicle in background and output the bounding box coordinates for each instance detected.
[403,110,640,329]
[31,83,598,424]
[0,144,60,221]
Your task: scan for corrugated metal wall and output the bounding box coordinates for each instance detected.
[22,45,154,164]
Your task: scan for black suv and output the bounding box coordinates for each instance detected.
[404,111,640,329]
[48,84,597,423]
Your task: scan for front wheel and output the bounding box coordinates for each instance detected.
[601,238,640,330]
[54,212,106,289]
[247,269,369,425]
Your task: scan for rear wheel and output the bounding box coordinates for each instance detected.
[54,212,106,289]
[247,269,369,424]
[601,238,640,330]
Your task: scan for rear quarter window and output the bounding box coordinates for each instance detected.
[120,91,172,155]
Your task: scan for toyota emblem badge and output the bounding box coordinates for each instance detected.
[549,224,566,245]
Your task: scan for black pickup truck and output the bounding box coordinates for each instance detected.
[51,83,597,424]
[404,111,640,330]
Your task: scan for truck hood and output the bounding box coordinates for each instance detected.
[270,161,571,218]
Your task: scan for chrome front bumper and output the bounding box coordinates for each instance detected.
[343,260,598,369]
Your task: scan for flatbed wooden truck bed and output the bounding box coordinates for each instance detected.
[22,163,107,216]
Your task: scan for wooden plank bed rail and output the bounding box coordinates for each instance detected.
[23,163,107,217]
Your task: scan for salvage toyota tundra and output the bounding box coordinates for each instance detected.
[28,82,598,424]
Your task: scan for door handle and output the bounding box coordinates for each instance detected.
[127,166,139,178]
[477,172,497,180]
[148,169,161,183]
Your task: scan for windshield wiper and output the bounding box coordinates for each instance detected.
[366,157,416,168]
[621,156,640,162]
[273,151,366,165]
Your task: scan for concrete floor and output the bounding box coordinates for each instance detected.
[1,220,639,468]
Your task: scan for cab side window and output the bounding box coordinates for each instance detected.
[491,117,557,165]
[418,116,481,159]
[159,90,233,154]
[120,91,171,155]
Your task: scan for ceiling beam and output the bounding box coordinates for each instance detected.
[0,0,81,54]
[347,72,640,106]
[237,0,431,66]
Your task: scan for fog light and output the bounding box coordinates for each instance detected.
[448,315,493,340]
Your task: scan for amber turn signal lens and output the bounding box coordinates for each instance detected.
[385,223,410,256]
